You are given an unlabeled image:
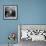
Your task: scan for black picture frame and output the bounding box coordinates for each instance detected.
[3,5,18,20]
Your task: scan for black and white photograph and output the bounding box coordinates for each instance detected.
[3,5,17,19]
[18,25,46,41]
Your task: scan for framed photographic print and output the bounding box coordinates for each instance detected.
[18,24,46,42]
[3,5,17,20]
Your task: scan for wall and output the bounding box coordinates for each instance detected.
[20,0,46,24]
[0,0,46,45]
[0,0,19,44]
